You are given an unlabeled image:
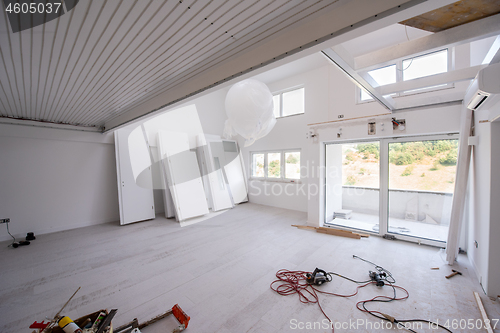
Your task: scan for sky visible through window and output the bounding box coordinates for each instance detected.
[403,49,448,81]
[360,49,448,101]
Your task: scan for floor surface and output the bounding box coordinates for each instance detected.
[0,203,499,333]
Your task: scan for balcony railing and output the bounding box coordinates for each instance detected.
[342,186,453,226]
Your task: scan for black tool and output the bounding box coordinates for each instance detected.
[95,309,117,333]
[26,232,36,241]
[12,240,30,248]
[369,270,386,286]
[306,268,329,286]
[445,269,462,279]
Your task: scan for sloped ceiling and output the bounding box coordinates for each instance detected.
[0,0,445,132]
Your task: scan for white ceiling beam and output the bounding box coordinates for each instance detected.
[376,65,487,95]
[483,36,500,64]
[321,47,394,111]
[355,13,500,71]
[488,36,500,65]
[331,45,355,69]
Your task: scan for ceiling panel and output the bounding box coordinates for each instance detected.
[400,0,500,32]
[0,0,350,130]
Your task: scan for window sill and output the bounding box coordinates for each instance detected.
[249,178,302,184]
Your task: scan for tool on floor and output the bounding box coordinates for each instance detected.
[95,309,117,333]
[353,255,396,284]
[271,256,455,333]
[369,270,386,286]
[306,268,330,286]
[12,240,30,248]
[114,304,190,333]
[29,321,51,332]
[445,269,462,279]
[29,287,82,332]
[58,316,82,333]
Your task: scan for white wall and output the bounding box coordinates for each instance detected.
[467,101,500,297]
[0,124,119,242]
[243,65,330,212]
[467,110,491,292]
[488,120,500,298]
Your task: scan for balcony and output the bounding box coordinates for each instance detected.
[326,186,453,242]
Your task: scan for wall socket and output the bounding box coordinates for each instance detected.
[0,218,10,224]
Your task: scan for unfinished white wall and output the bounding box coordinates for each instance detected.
[243,65,330,212]
[467,110,491,293]
[466,103,500,297]
[488,120,500,298]
[0,124,119,242]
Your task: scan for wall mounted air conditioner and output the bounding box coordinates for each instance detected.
[465,62,500,110]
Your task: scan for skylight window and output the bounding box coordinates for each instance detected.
[368,65,397,85]
[358,49,451,103]
[403,49,448,81]
[361,65,396,101]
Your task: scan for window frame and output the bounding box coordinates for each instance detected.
[250,149,301,182]
[357,48,453,104]
[272,86,305,118]
[251,153,265,178]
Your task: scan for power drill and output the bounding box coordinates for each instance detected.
[369,271,386,286]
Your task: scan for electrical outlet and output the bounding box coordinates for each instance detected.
[0,218,10,224]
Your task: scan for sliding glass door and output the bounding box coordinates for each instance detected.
[325,134,459,245]
[325,141,380,233]
[387,138,458,242]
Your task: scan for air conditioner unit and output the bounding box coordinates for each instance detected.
[465,62,500,110]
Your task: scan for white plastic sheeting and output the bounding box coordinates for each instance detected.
[224,79,276,147]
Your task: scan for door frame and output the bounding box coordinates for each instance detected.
[323,132,459,247]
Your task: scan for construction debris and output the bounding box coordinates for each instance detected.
[473,292,494,333]
[292,225,369,239]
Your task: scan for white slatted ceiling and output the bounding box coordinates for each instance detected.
[0,0,341,129]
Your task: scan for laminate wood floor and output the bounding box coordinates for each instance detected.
[0,203,499,333]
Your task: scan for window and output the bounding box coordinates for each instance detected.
[284,152,300,179]
[361,65,396,101]
[252,153,265,177]
[251,150,301,180]
[267,152,281,178]
[359,49,450,102]
[402,49,448,81]
[273,87,304,118]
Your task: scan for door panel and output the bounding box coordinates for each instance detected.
[114,127,155,225]
[325,141,380,233]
